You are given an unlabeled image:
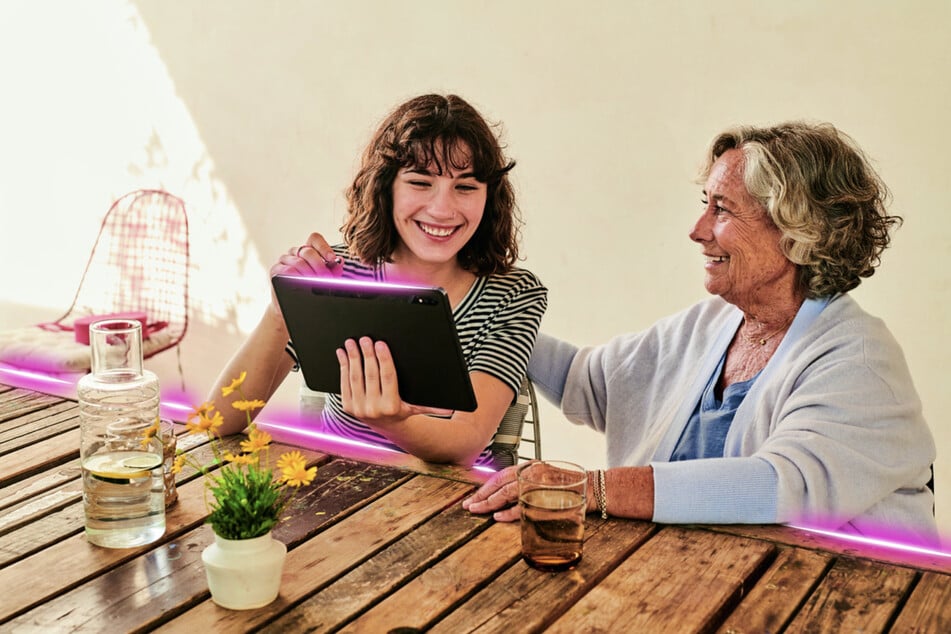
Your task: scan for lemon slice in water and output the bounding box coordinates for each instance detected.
[84,451,161,479]
[122,454,163,470]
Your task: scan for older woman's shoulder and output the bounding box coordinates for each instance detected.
[817,294,890,331]
[810,293,901,349]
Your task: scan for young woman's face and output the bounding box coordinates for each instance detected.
[390,142,487,267]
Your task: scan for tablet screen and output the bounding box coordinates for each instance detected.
[271,275,477,412]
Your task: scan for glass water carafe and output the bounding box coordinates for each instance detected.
[77,319,165,548]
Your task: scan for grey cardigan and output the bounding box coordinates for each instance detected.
[529,294,938,544]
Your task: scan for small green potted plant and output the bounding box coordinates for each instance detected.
[172,371,316,610]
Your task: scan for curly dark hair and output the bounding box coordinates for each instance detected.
[701,122,902,298]
[342,94,520,276]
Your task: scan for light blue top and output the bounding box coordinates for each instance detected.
[670,355,759,462]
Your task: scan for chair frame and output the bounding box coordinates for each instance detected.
[51,189,190,360]
[517,379,542,463]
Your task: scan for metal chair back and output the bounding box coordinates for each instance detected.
[53,189,190,359]
[488,376,542,468]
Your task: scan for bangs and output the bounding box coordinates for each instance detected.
[400,135,497,182]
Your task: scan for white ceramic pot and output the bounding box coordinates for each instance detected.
[201,531,287,610]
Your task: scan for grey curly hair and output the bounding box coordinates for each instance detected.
[700,122,901,298]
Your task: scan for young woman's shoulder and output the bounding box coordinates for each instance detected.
[484,266,546,293]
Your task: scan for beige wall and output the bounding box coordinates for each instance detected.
[1,1,948,540]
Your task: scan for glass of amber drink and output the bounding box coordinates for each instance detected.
[517,460,586,572]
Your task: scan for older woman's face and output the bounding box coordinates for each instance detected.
[689,149,797,310]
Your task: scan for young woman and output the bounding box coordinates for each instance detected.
[210,94,547,467]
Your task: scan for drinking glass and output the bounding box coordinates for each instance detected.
[159,419,178,508]
[517,460,586,572]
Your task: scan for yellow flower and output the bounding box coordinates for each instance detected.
[232,399,266,413]
[277,450,306,472]
[221,371,247,397]
[184,370,317,540]
[280,462,317,487]
[185,404,224,435]
[191,401,215,418]
[224,452,258,465]
[139,417,160,449]
[240,428,272,454]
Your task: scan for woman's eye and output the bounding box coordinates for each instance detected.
[702,199,727,215]
[408,180,430,187]
[457,184,478,192]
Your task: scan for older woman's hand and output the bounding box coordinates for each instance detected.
[462,465,522,522]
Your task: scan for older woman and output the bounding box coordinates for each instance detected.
[464,121,937,544]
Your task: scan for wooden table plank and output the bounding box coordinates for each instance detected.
[0,400,77,450]
[0,465,82,530]
[0,427,79,485]
[0,457,80,516]
[340,520,523,633]
[715,546,832,634]
[261,502,492,633]
[430,518,658,633]
[0,497,85,567]
[706,523,951,574]
[271,458,408,539]
[890,571,951,632]
[0,389,65,423]
[784,557,917,633]
[0,456,80,513]
[547,526,776,633]
[159,475,476,632]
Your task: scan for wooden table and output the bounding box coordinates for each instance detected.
[3,381,951,633]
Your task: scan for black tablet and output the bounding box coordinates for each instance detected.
[271,274,477,412]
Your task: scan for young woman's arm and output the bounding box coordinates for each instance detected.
[338,338,513,465]
[208,233,342,434]
[208,307,296,435]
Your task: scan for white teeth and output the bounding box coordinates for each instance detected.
[706,255,729,263]
[419,223,455,237]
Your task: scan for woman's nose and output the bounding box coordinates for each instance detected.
[427,184,457,218]
[689,210,712,243]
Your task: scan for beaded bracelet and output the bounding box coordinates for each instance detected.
[596,469,608,519]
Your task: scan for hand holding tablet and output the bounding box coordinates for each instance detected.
[271,274,477,412]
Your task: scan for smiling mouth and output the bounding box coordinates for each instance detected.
[417,221,458,238]
[705,255,729,263]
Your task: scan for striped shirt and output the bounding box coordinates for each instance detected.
[289,245,548,465]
